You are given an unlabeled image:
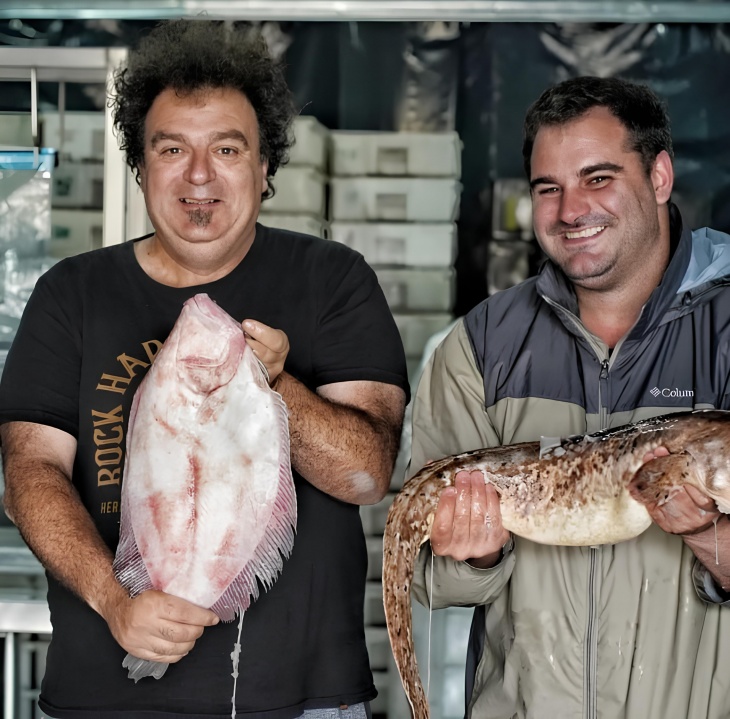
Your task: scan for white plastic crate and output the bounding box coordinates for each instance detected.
[288,116,329,171]
[50,209,103,258]
[52,161,104,209]
[375,268,455,312]
[393,313,455,357]
[264,166,326,216]
[329,222,456,267]
[41,112,106,161]
[258,213,326,238]
[330,131,461,177]
[330,178,461,222]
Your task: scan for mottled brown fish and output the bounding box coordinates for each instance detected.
[383,410,730,719]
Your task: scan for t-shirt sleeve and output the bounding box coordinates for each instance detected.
[311,251,410,399]
[0,265,81,438]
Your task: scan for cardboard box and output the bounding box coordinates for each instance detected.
[264,166,326,216]
[329,222,456,267]
[330,177,461,222]
[375,268,455,312]
[258,213,326,238]
[288,116,329,171]
[49,209,103,259]
[330,131,461,177]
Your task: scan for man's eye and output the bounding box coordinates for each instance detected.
[589,176,610,184]
[538,187,558,195]
[218,147,237,155]
[163,147,181,155]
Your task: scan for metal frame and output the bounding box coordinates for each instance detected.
[3,0,730,22]
[0,47,140,247]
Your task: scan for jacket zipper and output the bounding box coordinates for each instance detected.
[584,547,599,719]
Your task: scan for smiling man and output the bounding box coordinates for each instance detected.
[0,20,408,719]
[407,76,730,719]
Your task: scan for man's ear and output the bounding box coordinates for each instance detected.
[651,150,674,205]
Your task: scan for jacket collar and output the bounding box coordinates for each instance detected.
[535,202,691,340]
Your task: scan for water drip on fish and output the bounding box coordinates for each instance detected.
[112,293,296,691]
[383,410,730,719]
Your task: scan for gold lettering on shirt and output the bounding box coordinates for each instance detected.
[96,373,132,394]
[100,500,120,513]
[92,405,124,427]
[142,340,163,364]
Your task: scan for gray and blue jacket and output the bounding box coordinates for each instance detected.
[409,206,730,719]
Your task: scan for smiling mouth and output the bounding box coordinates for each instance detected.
[180,198,219,205]
[565,225,606,240]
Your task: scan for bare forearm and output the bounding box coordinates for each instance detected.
[3,458,126,619]
[683,515,730,590]
[273,372,403,505]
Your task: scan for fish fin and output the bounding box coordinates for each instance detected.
[113,478,154,597]
[122,653,169,682]
[210,389,296,623]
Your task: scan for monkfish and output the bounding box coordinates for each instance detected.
[383,410,730,719]
[113,293,295,681]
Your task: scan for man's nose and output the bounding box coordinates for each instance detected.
[184,149,215,185]
[559,186,591,225]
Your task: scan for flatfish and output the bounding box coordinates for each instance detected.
[113,293,295,681]
[384,410,730,718]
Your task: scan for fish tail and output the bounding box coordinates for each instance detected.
[384,469,447,719]
[122,653,169,682]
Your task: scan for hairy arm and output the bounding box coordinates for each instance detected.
[243,319,405,505]
[1,421,218,662]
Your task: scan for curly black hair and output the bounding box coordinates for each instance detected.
[110,20,295,199]
[522,76,674,181]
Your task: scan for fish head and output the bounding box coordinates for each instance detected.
[173,293,246,394]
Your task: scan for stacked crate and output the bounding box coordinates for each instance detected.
[328,131,462,715]
[258,116,329,238]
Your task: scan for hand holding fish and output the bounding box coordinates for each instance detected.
[103,589,219,665]
[630,446,721,535]
[242,319,289,385]
[431,470,510,569]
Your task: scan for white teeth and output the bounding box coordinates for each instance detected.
[181,199,216,204]
[565,226,606,239]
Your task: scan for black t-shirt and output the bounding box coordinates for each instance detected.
[0,224,409,718]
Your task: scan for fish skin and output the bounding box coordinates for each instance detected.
[113,293,295,679]
[383,410,730,719]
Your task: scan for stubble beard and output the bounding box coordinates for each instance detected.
[187,208,213,227]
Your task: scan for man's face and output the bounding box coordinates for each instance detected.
[529,106,673,292]
[138,86,268,262]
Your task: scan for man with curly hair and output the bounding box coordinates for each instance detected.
[0,20,408,719]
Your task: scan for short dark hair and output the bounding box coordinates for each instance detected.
[522,76,673,180]
[110,20,295,198]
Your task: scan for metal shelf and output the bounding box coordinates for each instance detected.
[2,0,730,22]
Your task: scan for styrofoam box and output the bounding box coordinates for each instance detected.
[49,209,103,259]
[330,178,461,222]
[364,581,386,626]
[52,161,104,209]
[366,536,383,581]
[375,268,454,313]
[41,112,106,161]
[288,116,329,171]
[393,312,454,357]
[329,222,456,267]
[365,627,390,670]
[264,166,326,216]
[258,213,326,238]
[330,131,461,177]
[360,493,395,536]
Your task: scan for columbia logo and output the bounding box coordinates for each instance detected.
[650,387,694,398]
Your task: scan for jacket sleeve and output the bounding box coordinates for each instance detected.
[407,319,515,608]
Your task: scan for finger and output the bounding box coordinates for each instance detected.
[684,484,717,512]
[157,594,219,627]
[242,320,288,353]
[431,487,457,553]
[450,472,474,548]
[467,472,489,545]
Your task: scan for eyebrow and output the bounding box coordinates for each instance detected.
[149,130,250,148]
[530,162,624,190]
